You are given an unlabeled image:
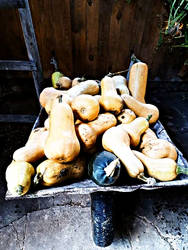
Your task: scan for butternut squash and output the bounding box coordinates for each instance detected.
[67,80,99,98]
[72,77,86,87]
[44,95,80,162]
[13,127,48,163]
[121,94,159,124]
[34,156,86,187]
[128,62,148,103]
[71,94,100,121]
[76,112,117,151]
[99,76,124,114]
[132,150,182,181]
[118,116,150,147]
[102,126,155,184]
[112,75,129,95]
[117,109,136,124]
[141,139,177,160]
[51,71,72,89]
[40,80,99,114]
[140,128,157,148]
[6,161,35,196]
[58,76,72,89]
[39,87,72,114]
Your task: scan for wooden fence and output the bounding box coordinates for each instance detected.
[0,0,186,80]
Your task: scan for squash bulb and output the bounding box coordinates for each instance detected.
[88,151,121,186]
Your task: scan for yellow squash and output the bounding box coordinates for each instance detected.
[39,87,72,114]
[121,94,159,124]
[51,72,72,89]
[99,76,124,114]
[128,62,148,103]
[34,156,86,186]
[118,117,150,147]
[112,75,129,95]
[71,94,100,121]
[117,109,136,124]
[102,126,154,184]
[141,139,177,160]
[44,95,80,162]
[13,127,48,163]
[140,128,158,148]
[76,112,117,151]
[6,161,35,196]
[133,150,179,181]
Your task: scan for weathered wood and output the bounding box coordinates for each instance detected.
[0,0,186,79]
[0,0,25,8]
[70,0,87,76]
[96,0,113,77]
[85,0,99,77]
[0,60,36,71]
[0,114,37,123]
[6,178,188,200]
[18,0,43,97]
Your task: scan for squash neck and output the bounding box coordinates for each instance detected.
[137,173,156,185]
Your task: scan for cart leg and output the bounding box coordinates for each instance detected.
[90,192,114,247]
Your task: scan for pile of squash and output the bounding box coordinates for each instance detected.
[6,62,185,196]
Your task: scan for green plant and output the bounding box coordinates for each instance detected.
[165,0,188,47]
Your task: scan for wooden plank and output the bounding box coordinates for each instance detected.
[85,0,99,77]
[0,0,25,9]
[18,0,43,97]
[6,178,188,200]
[108,0,128,73]
[70,0,87,77]
[0,0,186,79]
[0,114,37,123]
[96,0,113,77]
[51,0,73,77]
[0,60,36,71]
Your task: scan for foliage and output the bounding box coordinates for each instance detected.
[165,0,188,47]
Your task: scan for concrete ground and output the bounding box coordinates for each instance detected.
[0,79,188,250]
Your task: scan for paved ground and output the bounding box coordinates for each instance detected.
[0,79,188,250]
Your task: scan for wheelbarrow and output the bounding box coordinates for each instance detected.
[5,56,188,247]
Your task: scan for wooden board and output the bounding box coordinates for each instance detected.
[0,0,186,80]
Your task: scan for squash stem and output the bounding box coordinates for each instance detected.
[104,158,120,177]
[146,114,152,122]
[57,95,63,103]
[137,173,156,185]
[176,164,188,175]
[78,76,86,82]
[16,185,24,195]
[33,173,43,186]
[107,69,129,77]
